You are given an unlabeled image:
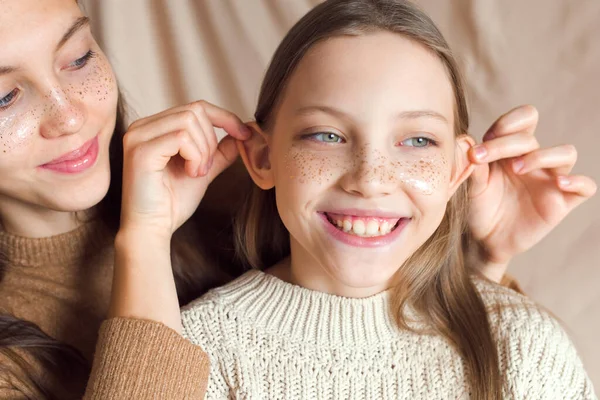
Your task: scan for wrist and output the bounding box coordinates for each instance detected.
[115,224,172,252]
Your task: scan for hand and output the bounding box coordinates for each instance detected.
[120,100,251,239]
[110,101,250,332]
[467,105,597,282]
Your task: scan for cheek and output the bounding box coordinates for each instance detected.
[0,108,43,154]
[64,53,118,113]
[282,143,347,185]
[393,155,450,196]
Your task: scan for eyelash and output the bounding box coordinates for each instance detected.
[0,89,18,110]
[69,50,97,70]
[0,50,96,111]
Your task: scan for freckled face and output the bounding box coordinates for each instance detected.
[268,32,459,293]
[0,0,118,215]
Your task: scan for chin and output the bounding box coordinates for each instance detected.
[47,159,112,213]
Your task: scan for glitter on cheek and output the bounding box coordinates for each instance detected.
[345,146,450,196]
[0,108,41,153]
[394,155,450,196]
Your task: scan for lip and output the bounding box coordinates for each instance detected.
[318,212,410,248]
[40,136,99,174]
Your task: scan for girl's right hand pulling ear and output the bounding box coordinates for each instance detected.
[120,100,251,240]
[110,101,249,332]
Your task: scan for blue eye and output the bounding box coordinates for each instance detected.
[311,132,344,143]
[400,137,435,148]
[0,89,18,109]
[69,50,96,69]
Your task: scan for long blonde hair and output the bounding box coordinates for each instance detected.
[235,0,502,398]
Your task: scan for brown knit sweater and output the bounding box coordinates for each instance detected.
[0,221,209,399]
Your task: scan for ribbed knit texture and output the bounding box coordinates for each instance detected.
[0,221,210,399]
[85,318,210,399]
[182,270,597,400]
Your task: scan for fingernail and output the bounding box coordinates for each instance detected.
[207,157,214,171]
[512,159,524,173]
[473,145,487,161]
[241,125,252,138]
[482,130,496,142]
[504,105,535,127]
[558,176,570,187]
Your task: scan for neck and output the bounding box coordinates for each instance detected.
[0,198,91,238]
[269,240,389,298]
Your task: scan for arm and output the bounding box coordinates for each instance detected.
[84,101,250,399]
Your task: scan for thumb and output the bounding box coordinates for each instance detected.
[207,135,240,182]
[469,162,491,198]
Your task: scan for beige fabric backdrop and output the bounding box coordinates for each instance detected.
[82,0,600,389]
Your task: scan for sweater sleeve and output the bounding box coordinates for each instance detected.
[84,317,210,400]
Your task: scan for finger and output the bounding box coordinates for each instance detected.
[129,101,250,141]
[129,130,202,178]
[468,162,491,198]
[125,110,213,176]
[198,100,251,140]
[512,145,577,175]
[482,104,539,142]
[206,136,240,182]
[469,131,539,164]
[124,110,208,149]
[558,175,598,199]
[195,105,219,174]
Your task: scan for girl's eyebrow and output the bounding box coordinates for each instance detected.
[56,16,90,51]
[0,17,90,76]
[295,105,448,124]
[397,110,448,124]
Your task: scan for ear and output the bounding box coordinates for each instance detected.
[447,134,476,199]
[235,122,275,190]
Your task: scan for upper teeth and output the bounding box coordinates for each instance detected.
[330,215,397,237]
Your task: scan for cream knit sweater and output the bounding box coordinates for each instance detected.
[182,270,596,399]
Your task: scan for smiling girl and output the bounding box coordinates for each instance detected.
[111,0,596,399]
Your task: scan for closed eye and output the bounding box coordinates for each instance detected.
[0,89,18,110]
[67,50,97,70]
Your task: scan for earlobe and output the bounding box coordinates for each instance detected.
[236,122,275,190]
[448,134,476,198]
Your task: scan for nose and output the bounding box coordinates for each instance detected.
[39,86,86,138]
[340,146,397,198]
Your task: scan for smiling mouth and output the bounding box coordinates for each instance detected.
[323,212,403,238]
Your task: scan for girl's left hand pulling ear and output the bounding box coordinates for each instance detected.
[110,101,249,332]
[466,105,597,282]
[120,100,251,240]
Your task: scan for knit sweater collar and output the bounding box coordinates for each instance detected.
[205,269,404,346]
[0,219,112,269]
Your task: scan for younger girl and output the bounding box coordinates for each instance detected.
[112,0,596,399]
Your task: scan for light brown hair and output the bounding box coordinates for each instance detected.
[235,0,502,398]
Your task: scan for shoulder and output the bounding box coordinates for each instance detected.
[474,279,597,399]
[180,270,263,346]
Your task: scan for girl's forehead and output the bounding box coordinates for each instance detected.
[280,32,456,126]
[0,0,83,61]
